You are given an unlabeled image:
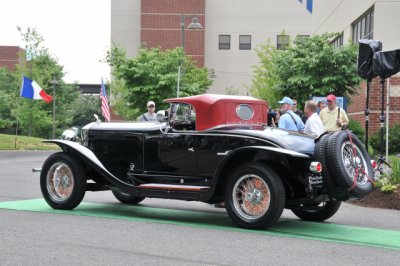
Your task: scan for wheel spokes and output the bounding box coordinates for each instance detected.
[233,174,271,220]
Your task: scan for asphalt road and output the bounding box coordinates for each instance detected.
[1,151,400,265]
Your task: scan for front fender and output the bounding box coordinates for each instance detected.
[43,140,135,189]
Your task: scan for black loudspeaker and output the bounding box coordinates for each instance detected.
[373,49,400,79]
[357,39,382,80]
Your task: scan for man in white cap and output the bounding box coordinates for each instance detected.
[138,101,157,122]
[278,96,305,131]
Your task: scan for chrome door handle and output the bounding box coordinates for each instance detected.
[217,150,231,156]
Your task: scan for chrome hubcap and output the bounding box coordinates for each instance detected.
[232,174,271,220]
[46,162,74,202]
[341,141,368,185]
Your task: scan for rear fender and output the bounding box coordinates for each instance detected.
[43,140,136,191]
[205,146,310,200]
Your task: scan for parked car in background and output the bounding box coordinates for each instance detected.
[39,94,374,229]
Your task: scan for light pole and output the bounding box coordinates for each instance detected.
[177,15,203,98]
[51,78,58,139]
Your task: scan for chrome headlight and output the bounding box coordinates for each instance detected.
[61,130,77,142]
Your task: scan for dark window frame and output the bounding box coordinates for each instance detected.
[277,35,289,50]
[239,35,252,50]
[352,7,374,42]
[295,35,310,44]
[331,33,344,48]
[218,35,231,50]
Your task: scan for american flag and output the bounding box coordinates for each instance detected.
[100,79,111,122]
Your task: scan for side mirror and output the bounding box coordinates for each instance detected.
[157,110,168,122]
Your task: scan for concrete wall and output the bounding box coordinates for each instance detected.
[205,0,312,95]
[111,0,141,58]
[313,0,400,49]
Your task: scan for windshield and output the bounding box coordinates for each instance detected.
[169,103,196,131]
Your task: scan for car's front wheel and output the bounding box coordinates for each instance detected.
[40,152,86,210]
[112,191,145,204]
[291,200,341,221]
[225,163,285,229]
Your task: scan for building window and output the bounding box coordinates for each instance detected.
[295,35,310,44]
[219,35,231,50]
[277,35,289,50]
[239,35,251,50]
[331,33,344,48]
[352,8,374,42]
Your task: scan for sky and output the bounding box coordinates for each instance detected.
[0,0,111,84]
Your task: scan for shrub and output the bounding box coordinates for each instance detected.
[370,124,400,155]
[348,117,365,142]
[375,156,400,193]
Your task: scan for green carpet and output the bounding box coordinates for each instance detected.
[0,198,399,250]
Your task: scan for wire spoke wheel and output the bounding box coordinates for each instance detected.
[40,152,86,210]
[232,174,271,220]
[225,163,285,229]
[341,141,369,186]
[46,162,74,202]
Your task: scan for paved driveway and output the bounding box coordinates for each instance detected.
[0,151,399,265]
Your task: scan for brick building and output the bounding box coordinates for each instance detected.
[112,0,400,134]
[141,0,205,67]
[348,77,400,135]
[0,46,24,70]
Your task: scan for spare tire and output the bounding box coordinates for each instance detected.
[314,133,336,194]
[326,131,374,198]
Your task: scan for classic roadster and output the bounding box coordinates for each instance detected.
[39,94,374,229]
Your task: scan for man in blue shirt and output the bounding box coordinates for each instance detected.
[278,97,305,132]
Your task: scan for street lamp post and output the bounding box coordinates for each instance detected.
[177,15,203,98]
[51,78,58,139]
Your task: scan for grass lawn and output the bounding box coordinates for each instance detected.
[0,134,60,150]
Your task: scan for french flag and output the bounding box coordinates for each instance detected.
[20,76,53,103]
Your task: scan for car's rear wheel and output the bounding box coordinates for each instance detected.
[40,152,86,210]
[291,200,341,221]
[225,163,285,229]
[112,191,145,204]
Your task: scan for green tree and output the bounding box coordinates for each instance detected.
[251,33,362,107]
[107,46,212,119]
[250,40,281,108]
[67,94,101,127]
[14,27,81,138]
[0,68,18,132]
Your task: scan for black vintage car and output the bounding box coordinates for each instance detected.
[40,94,374,229]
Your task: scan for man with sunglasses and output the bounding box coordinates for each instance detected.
[319,94,349,132]
[138,101,157,122]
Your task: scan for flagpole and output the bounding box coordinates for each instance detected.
[51,77,58,139]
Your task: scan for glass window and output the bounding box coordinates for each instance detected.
[295,35,310,44]
[170,103,196,131]
[219,35,231,50]
[352,7,374,42]
[239,35,251,50]
[331,33,344,48]
[277,35,289,50]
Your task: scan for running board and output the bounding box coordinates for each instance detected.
[139,183,209,191]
